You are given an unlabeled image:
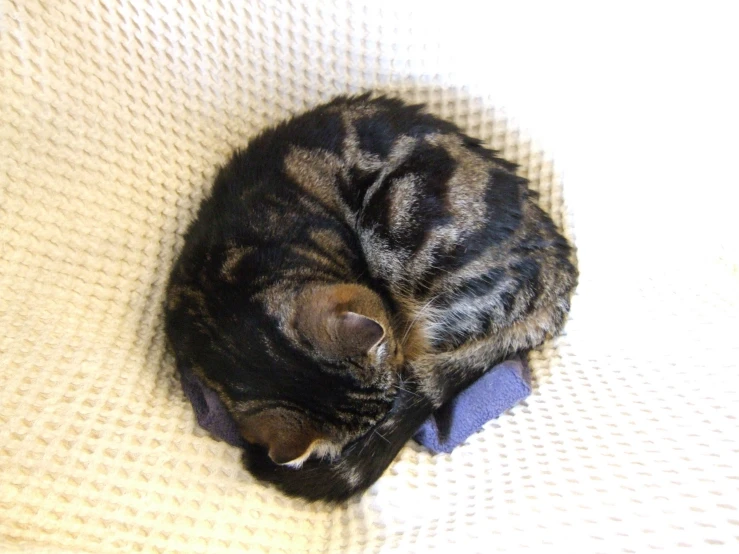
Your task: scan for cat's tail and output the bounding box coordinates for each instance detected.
[241,380,435,503]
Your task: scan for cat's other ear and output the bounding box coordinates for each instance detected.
[238,409,323,467]
[294,284,387,358]
[335,311,384,355]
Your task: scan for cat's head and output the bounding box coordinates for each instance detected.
[167,280,403,468]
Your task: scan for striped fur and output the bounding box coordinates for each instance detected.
[165,94,578,501]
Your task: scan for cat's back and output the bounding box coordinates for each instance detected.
[176,95,462,286]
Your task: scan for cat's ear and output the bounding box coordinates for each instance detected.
[334,311,385,355]
[294,284,387,358]
[239,410,323,467]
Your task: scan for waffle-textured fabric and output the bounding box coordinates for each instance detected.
[2,1,738,553]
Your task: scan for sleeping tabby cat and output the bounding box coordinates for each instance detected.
[165,94,578,502]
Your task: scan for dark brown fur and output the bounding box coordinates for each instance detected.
[165,94,578,501]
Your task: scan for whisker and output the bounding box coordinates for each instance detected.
[391,384,420,397]
[373,429,390,444]
[400,293,443,344]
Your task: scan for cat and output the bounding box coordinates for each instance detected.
[165,93,578,502]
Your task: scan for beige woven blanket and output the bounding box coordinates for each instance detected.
[2,1,737,552]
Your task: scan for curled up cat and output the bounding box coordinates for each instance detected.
[165,94,578,502]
